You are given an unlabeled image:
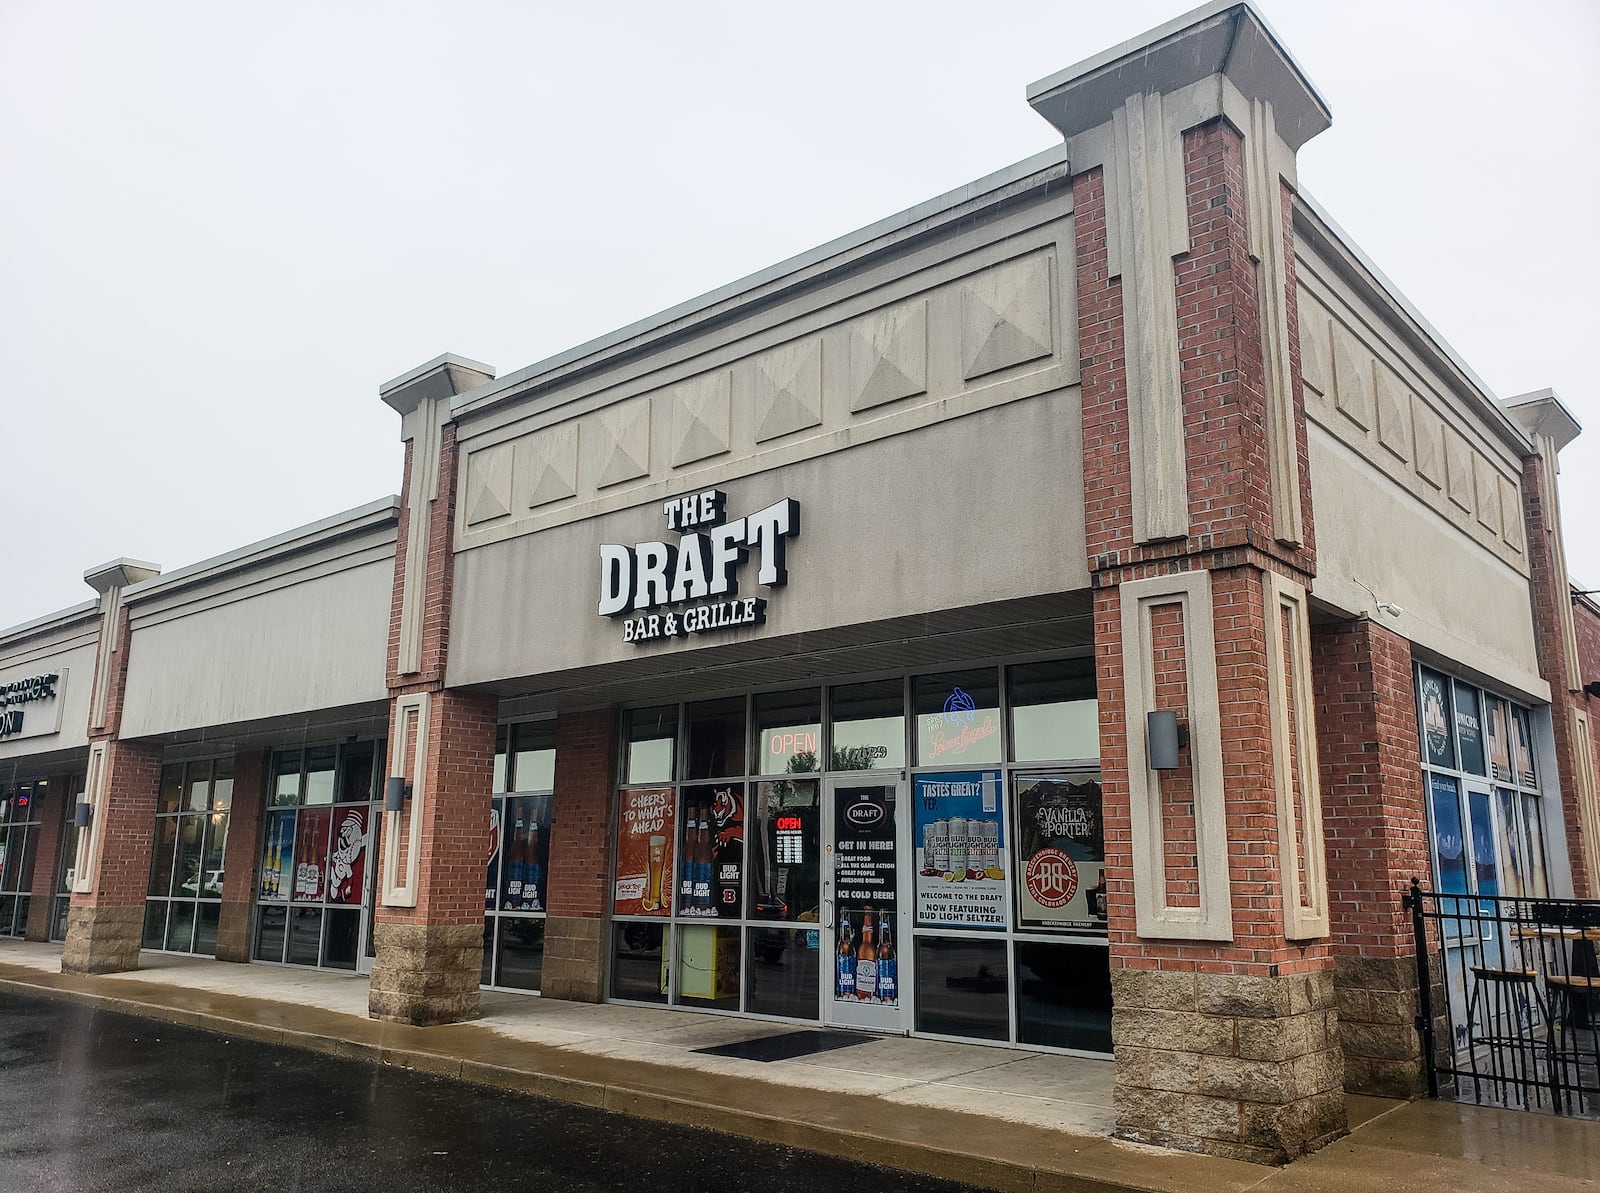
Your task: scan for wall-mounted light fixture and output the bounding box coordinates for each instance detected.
[73,800,93,829]
[1584,680,1600,700]
[1147,710,1188,771]
[383,777,411,813]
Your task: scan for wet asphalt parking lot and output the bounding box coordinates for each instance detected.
[0,992,976,1193]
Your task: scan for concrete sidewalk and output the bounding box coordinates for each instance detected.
[2,941,1595,1192]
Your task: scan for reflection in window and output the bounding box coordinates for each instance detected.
[1008,659,1098,763]
[748,780,819,924]
[753,689,821,776]
[914,936,1009,1041]
[685,698,745,780]
[1014,941,1112,1052]
[624,706,677,785]
[612,922,667,1004]
[829,680,904,770]
[512,722,556,792]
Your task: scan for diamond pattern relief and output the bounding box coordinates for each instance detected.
[670,372,732,468]
[463,442,513,526]
[1331,329,1374,432]
[589,400,652,490]
[1474,454,1501,534]
[960,255,1054,381]
[1413,396,1443,490]
[849,300,927,413]
[1443,426,1474,513]
[753,340,822,444]
[519,423,579,509]
[1299,312,1330,398]
[1501,476,1524,552]
[1374,366,1411,462]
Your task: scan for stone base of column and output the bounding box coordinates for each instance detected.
[1333,955,1427,1098]
[214,902,253,963]
[539,915,606,1002]
[1112,969,1347,1164]
[368,923,483,1026]
[60,904,144,974]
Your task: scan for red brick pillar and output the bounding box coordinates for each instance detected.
[23,777,68,941]
[1312,618,1433,1096]
[368,690,498,1025]
[541,708,617,1002]
[1074,100,1340,1161]
[216,749,268,962]
[61,740,164,974]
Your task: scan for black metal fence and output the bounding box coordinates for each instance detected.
[1405,879,1600,1116]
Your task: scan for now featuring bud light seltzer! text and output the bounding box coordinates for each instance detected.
[913,771,1005,928]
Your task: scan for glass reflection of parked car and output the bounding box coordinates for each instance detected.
[180,868,225,896]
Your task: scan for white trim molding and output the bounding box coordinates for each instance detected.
[1120,571,1233,940]
[380,692,431,907]
[70,740,110,895]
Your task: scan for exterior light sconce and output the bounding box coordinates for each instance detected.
[384,777,411,813]
[1585,681,1600,699]
[73,800,93,829]
[1147,710,1188,771]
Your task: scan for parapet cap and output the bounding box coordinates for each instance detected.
[1505,389,1583,453]
[380,353,496,416]
[83,558,161,594]
[1026,0,1331,150]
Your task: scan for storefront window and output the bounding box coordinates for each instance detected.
[51,774,83,941]
[254,742,380,970]
[1008,659,1097,763]
[685,697,745,780]
[753,689,821,776]
[829,679,904,770]
[913,936,1009,1041]
[145,760,229,955]
[624,706,676,785]
[483,719,555,991]
[914,670,1001,767]
[0,781,44,938]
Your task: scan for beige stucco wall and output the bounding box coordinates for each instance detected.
[450,388,1087,686]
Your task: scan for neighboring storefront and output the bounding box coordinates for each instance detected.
[252,741,382,971]
[0,778,45,937]
[483,720,555,990]
[143,758,233,956]
[607,657,1112,1053]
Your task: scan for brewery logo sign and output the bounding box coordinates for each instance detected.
[0,670,66,741]
[598,488,800,645]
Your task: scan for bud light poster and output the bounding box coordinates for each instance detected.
[832,783,898,1006]
[913,771,1005,929]
[614,787,674,917]
[1013,775,1107,933]
[679,784,743,919]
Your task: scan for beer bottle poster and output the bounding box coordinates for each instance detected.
[614,787,674,917]
[833,783,898,1006]
[680,784,744,919]
[913,771,1006,929]
[499,794,554,912]
[1013,775,1106,932]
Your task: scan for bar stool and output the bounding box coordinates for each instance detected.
[1466,965,1544,1105]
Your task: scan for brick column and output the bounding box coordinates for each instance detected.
[23,777,68,941]
[1312,618,1433,1097]
[1067,44,1342,1155]
[61,740,164,974]
[540,708,617,1002]
[369,689,498,1025]
[215,749,267,962]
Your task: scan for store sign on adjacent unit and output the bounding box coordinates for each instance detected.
[598,489,800,645]
[0,670,65,742]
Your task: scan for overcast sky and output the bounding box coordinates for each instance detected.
[2,0,1596,632]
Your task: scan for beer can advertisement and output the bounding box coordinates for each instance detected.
[913,771,1006,929]
[614,787,675,917]
[1013,775,1106,932]
[679,784,744,918]
[832,783,898,1006]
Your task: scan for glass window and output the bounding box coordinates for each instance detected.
[1523,794,1550,899]
[254,904,286,962]
[747,780,820,924]
[195,903,221,956]
[1014,941,1112,1052]
[914,670,1001,766]
[1467,788,1498,896]
[829,680,904,770]
[336,743,375,804]
[286,908,323,966]
[746,927,820,1020]
[913,937,1009,1041]
[1486,698,1514,783]
[1428,774,1468,896]
[304,746,337,806]
[1511,707,1536,786]
[200,813,227,899]
[495,918,546,991]
[272,751,303,806]
[675,784,742,919]
[1011,775,1106,934]
[173,816,204,898]
[260,811,295,901]
[497,795,551,913]
[624,706,677,785]
[1417,668,1454,769]
[143,902,168,950]
[511,722,556,792]
[492,725,509,794]
[159,765,184,814]
[1452,682,1485,776]
[148,818,179,897]
[323,908,361,971]
[184,761,211,812]
[166,899,196,952]
[612,922,667,1003]
[1008,659,1098,763]
[753,690,821,776]
[685,698,745,780]
[325,804,371,905]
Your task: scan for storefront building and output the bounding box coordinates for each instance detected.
[5,2,1599,1166]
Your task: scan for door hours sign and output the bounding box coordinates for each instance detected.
[597,489,800,645]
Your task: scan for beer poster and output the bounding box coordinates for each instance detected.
[499,795,553,912]
[679,784,744,919]
[293,806,331,902]
[614,787,674,917]
[832,783,898,1006]
[1013,775,1106,933]
[913,771,1005,929]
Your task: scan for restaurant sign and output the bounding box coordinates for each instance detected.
[0,670,66,741]
[598,489,799,645]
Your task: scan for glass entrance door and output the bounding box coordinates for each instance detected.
[823,776,907,1033]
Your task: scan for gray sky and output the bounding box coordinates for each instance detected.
[3,0,1596,632]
